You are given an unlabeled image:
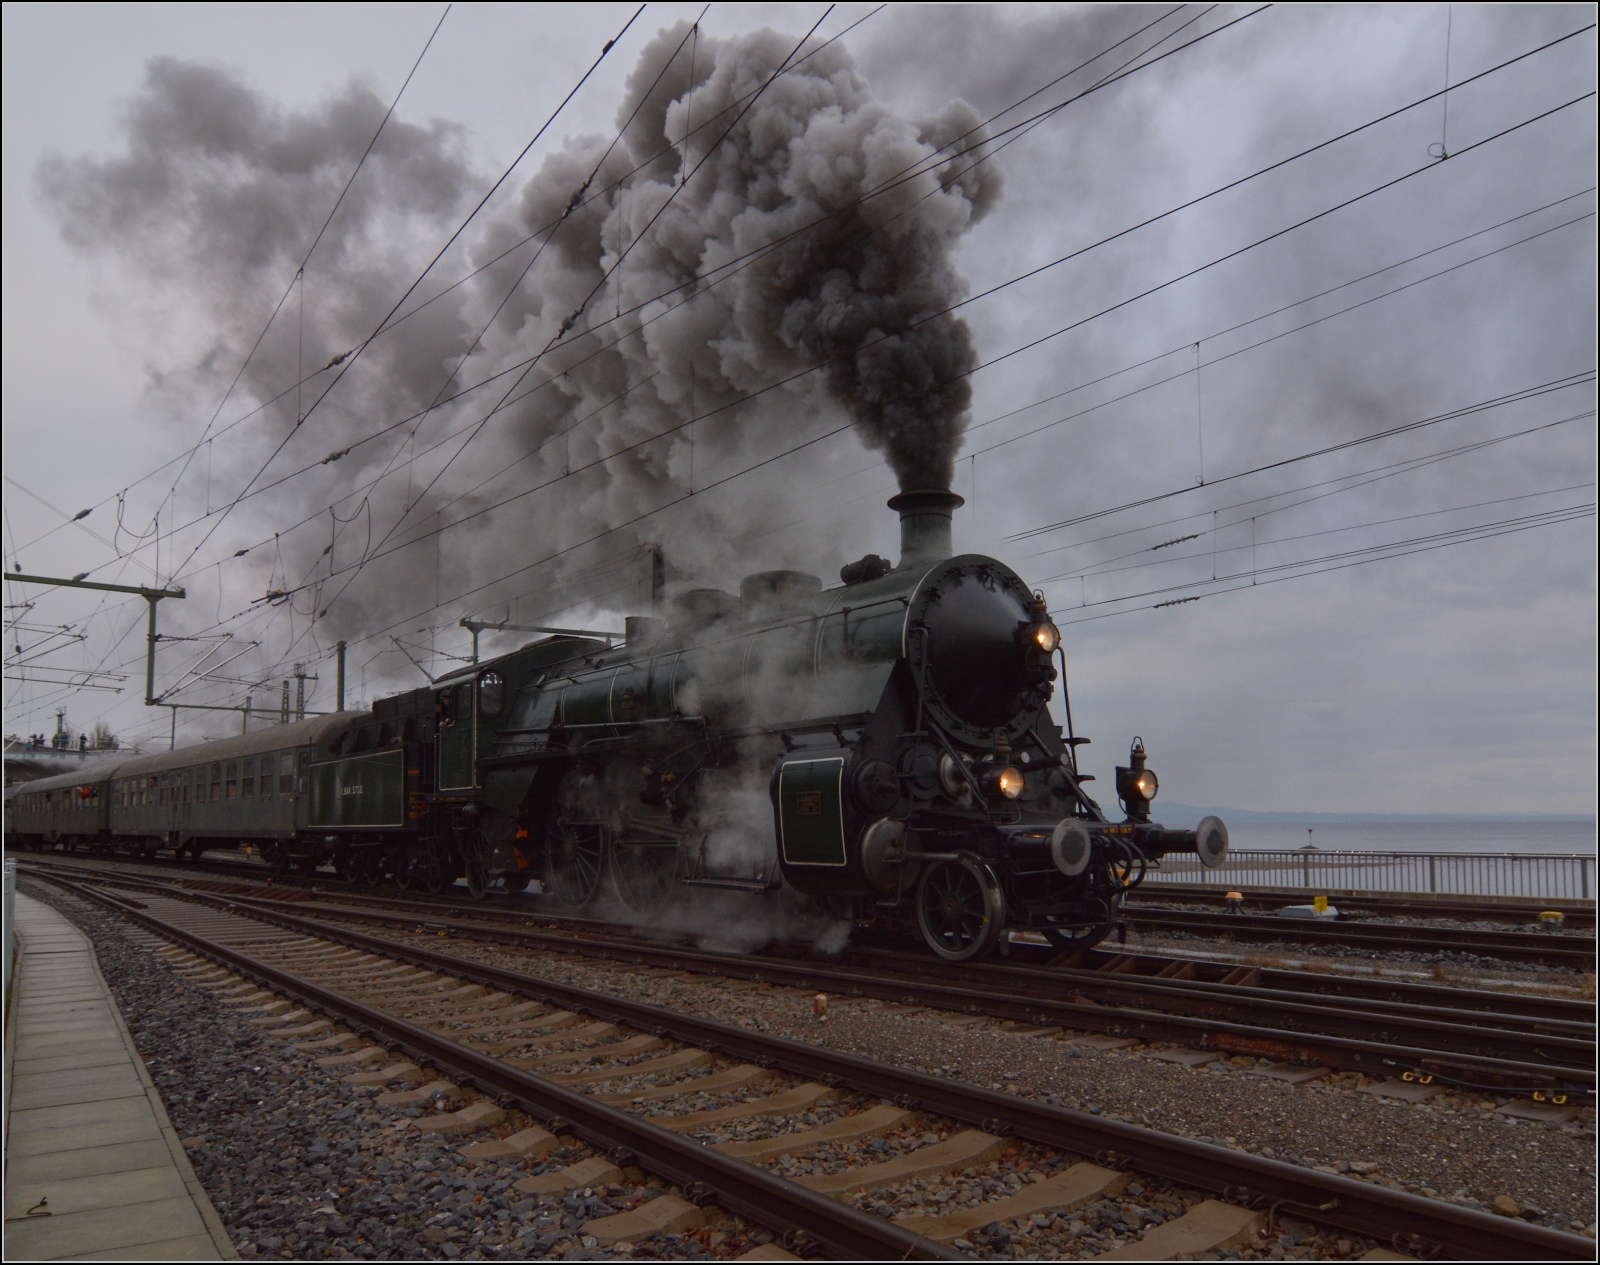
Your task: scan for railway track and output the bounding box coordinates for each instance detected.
[12,844,1595,967]
[1121,907,1595,968]
[15,856,1595,1100]
[28,868,1592,1261]
[1130,885,1596,927]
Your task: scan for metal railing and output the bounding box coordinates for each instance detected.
[1148,849,1596,901]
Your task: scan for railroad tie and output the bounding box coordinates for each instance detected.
[406,1099,507,1136]
[513,1155,624,1197]
[252,1008,312,1028]
[1091,1200,1265,1260]
[798,1129,1009,1197]
[242,1000,296,1019]
[716,1104,915,1164]
[514,1033,665,1072]
[592,1063,773,1105]
[549,1047,712,1089]
[484,1020,618,1056]
[458,1126,561,1162]
[661,1083,838,1132]
[273,1017,336,1039]
[316,1045,389,1068]
[583,1194,705,1247]
[218,992,278,1007]
[377,1079,461,1107]
[446,1002,566,1038]
[732,1247,801,1261]
[892,1162,1128,1243]
[343,1061,423,1086]
[295,1033,364,1053]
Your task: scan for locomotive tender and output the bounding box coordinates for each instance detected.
[6,491,1228,959]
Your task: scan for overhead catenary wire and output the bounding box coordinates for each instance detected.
[21,12,1587,722]
[166,5,648,584]
[33,8,1590,610]
[55,2,1245,594]
[250,94,1600,603]
[231,27,1600,597]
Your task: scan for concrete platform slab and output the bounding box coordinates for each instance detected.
[10,1072,147,1112]
[6,1163,191,1219]
[4,1197,210,1259]
[2,894,237,1262]
[6,1140,179,1185]
[10,1093,158,1134]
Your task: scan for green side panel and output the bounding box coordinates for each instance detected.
[310,751,405,828]
[778,758,847,867]
[438,720,473,789]
[561,671,614,727]
[484,767,537,817]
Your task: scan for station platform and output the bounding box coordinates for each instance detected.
[4,894,236,1260]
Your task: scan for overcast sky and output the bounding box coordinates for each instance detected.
[3,3,1595,815]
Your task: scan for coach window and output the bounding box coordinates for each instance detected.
[279,753,295,796]
[210,764,222,802]
[242,758,255,799]
[261,757,274,799]
[159,778,168,806]
[182,772,191,804]
[225,763,238,799]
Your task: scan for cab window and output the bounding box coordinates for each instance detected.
[478,670,506,717]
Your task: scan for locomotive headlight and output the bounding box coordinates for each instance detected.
[1133,769,1158,801]
[1031,620,1060,653]
[995,766,1025,799]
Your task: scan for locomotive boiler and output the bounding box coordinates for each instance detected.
[6,490,1228,960]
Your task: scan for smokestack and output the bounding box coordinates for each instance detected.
[887,489,965,568]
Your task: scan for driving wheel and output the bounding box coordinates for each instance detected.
[916,855,1006,962]
[549,771,609,908]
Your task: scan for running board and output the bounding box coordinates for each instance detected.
[682,876,782,893]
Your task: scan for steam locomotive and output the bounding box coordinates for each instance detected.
[6,490,1228,959]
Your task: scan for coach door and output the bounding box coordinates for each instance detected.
[178,769,193,837]
[437,681,475,790]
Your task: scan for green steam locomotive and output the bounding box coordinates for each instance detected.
[6,490,1227,959]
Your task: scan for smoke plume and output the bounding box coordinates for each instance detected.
[36,22,1000,695]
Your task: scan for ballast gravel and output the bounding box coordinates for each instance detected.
[371,925,1598,1236]
[18,884,766,1262]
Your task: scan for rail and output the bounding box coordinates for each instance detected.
[1150,849,1597,900]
